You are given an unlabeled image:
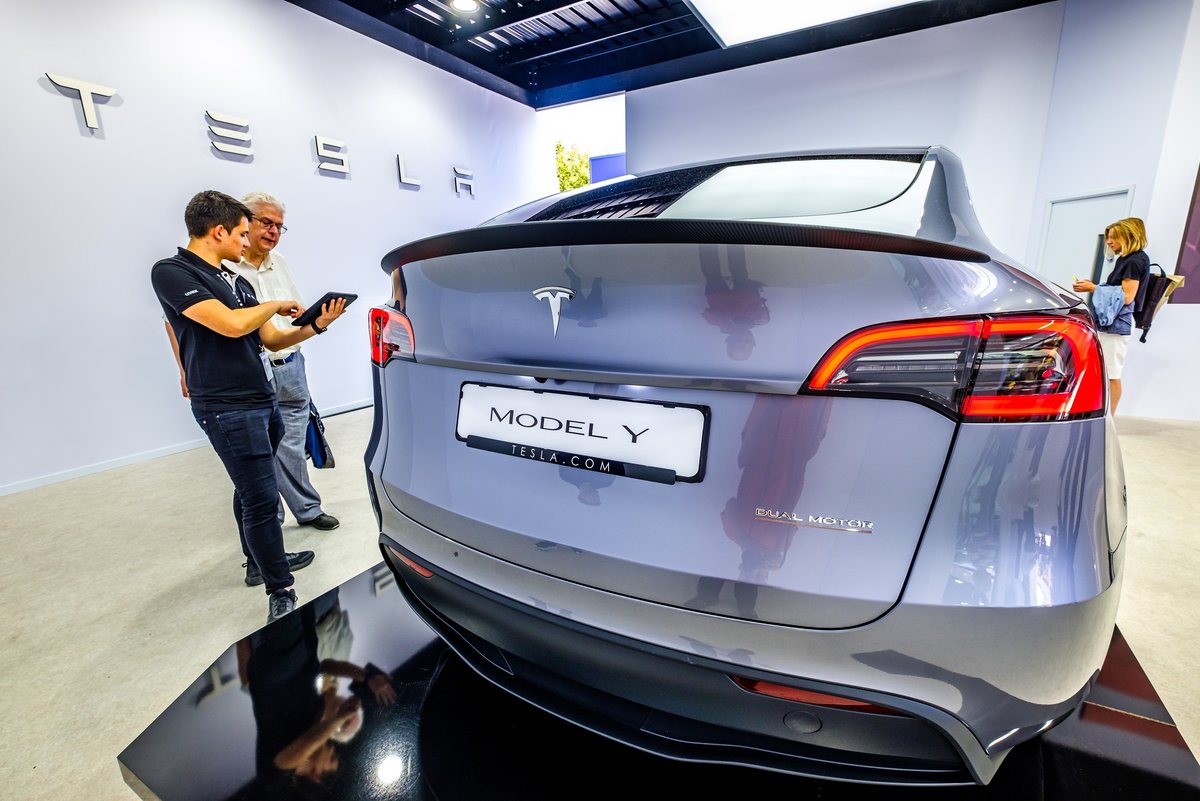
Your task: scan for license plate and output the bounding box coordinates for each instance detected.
[456,383,708,484]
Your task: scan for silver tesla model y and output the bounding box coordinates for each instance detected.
[365,147,1126,785]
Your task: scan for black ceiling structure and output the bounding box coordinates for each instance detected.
[286,0,1053,108]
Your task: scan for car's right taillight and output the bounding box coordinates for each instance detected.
[369,306,414,366]
[962,316,1104,421]
[805,314,1105,422]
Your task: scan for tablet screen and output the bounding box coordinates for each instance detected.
[292,292,358,327]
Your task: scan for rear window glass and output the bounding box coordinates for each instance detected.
[522,154,923,223]
[659,158,922,221]
[526,165,725,222]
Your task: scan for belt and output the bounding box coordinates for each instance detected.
[270,352,297,367]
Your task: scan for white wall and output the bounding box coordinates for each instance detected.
[1072,0,1200,420]
[627,0,1200,421]
[0,0,555,493]
[1028,0,1192,240]
[627,2,1066,261]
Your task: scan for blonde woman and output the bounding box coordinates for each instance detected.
[1073,218,1150,414]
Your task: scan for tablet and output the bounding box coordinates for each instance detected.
[291,292,358,327]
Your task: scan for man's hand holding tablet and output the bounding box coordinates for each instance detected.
[292,292,358,331]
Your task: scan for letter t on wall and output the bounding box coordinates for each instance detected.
[46,73,116,130]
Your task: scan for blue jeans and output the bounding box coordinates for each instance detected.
[192,404,293,594]
[269,351,324,523]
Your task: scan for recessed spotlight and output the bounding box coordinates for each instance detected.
[451,0,480,12]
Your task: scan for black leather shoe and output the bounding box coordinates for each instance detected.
[300,513,340,531]
[244,550,316,586]
[268,589,297,623]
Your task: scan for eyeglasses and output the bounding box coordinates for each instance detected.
[253,216,288,233]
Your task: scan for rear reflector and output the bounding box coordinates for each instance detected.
[805,314,1104,422]
[369,306,414,366]
[386,545,433,578]
[730,676,905,716]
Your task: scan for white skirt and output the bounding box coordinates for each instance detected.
[1098,331,1129,379]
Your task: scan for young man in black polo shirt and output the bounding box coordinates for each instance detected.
[152,191,346,622]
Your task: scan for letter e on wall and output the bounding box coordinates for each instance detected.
[207,111,252,156]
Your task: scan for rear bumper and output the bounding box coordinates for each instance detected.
[367,394,1121,784]
[381,532,992,785]
[374,492,1112,784]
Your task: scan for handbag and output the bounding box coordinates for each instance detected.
[305,402,335,469]
[1133,263,1185,342]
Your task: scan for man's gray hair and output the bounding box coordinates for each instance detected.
[241,191,286,215]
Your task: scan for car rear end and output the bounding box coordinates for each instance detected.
[365,148,1126,785]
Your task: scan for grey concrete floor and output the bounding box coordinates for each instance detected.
[0,410,1195,800]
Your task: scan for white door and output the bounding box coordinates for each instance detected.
[1038,190,1131,296]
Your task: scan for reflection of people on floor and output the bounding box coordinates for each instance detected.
[235,590,397,794]
[558,464,616,505]
[314,594,354,666]
[272,691,361,783]
[699,244,769,361]
[688,395,831,618]
[559,248,607,327]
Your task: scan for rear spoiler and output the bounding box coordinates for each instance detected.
[380,218,991,274]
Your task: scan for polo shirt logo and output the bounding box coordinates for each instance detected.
[185,289,198,296]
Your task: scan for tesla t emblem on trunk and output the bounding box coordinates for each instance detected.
[533,286,575,336]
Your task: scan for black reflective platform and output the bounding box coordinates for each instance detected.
[119,564,1200,800]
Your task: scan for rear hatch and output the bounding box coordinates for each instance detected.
[374,228,1072,629]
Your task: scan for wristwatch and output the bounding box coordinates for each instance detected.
[310,321,326,334]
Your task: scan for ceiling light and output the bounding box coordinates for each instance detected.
[450,0,480,12]
[687,0,932,48]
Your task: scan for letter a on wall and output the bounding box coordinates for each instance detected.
[453,166,475,196]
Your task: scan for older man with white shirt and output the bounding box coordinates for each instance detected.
[226,192,340,543]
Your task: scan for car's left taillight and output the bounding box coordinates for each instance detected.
[369,306,414,366]
[804,313,1105,422]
